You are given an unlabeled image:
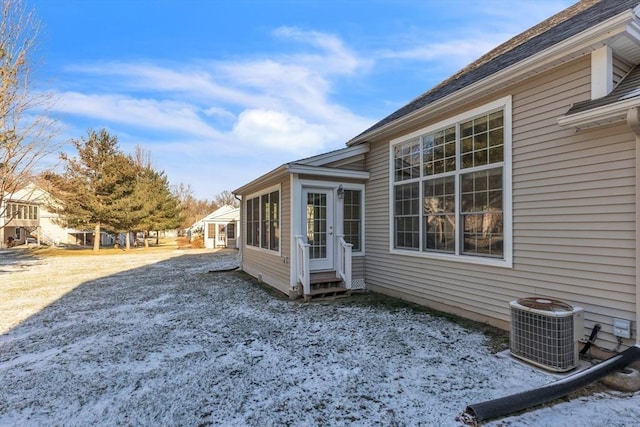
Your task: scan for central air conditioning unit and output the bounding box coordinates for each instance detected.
[510,297,584,372]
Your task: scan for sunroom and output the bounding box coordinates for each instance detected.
[233,144,369,300]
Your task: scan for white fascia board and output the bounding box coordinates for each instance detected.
[297,143,370,167]
[288,164,370,180]
[557,97,640,129]
[232,165,288,195]
[626,16,640,44]
[349,10,638,145]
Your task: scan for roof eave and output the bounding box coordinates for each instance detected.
[234,143,371,195]
[232,164,289,195]
[297,143,370,167]
[287,164,370,180]
[348,8,639,146]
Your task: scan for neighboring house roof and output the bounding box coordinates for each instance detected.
[348,0,640,144]
[201,205,240,223]
[188,205,240,231]
[3,183,48,204]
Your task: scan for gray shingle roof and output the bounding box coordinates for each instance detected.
[566,64,640,114]
[350,0,639,143]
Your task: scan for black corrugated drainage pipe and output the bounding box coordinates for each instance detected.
[463,345,640,424]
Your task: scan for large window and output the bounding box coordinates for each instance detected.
[6,203,38,220]
[391,98,510,263]
[246,188,280,252]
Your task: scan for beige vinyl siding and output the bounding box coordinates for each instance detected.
[364,56,636,348]
[241,178,291,295]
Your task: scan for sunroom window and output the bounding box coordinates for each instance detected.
[343,189,362,252]
[246,188,280,252]
[391,98,510,263]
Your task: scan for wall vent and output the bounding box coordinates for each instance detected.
[510,297,584,372]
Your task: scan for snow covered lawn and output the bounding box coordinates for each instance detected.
[1,248,639,426]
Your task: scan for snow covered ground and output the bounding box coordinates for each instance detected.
[1,248,639,426]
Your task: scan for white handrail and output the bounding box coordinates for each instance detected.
[295,235,311,296]
[337,235,352,290]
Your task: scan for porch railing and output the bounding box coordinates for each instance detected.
[337,234,352,290]
[295,235,311,296]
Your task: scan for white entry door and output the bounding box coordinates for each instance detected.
[303,188,335,271]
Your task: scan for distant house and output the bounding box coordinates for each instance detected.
[234,0,640,350]
[1,184,44,247]
[201,205,240,249]
[0,184,112,248]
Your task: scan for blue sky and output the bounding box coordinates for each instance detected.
[29,0,574,199]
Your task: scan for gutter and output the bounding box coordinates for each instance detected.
[558,97,640,130]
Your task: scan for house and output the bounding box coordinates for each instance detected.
[234,0,640,350]
[201,205,240,249]
[0,184,112,248]
[1,184,43,247]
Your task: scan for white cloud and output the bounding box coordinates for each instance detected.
[272,26,368,75]
[203,106,235,120]
[55,92,222,139]
[232,109,327,155]
[55,25,377,163]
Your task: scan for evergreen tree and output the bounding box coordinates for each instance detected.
[110,153,143,250]
[138,169,184,247]
[44,129,131,251]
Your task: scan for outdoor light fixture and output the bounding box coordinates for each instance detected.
[337,184,344,199]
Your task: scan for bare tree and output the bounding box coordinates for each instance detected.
[214,190,238,207]
[171,183,218,230]
[0,0,56,227]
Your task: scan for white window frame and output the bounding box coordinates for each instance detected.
[340,184,365,256]
[227,223,236,240]
[245,183,282,255]
[388,96,513,268]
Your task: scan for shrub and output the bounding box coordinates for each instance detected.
[175,237,191,249]
[191,236,204,248]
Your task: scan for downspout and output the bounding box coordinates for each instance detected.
[626,106,640,346]
[234,194,243,270]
